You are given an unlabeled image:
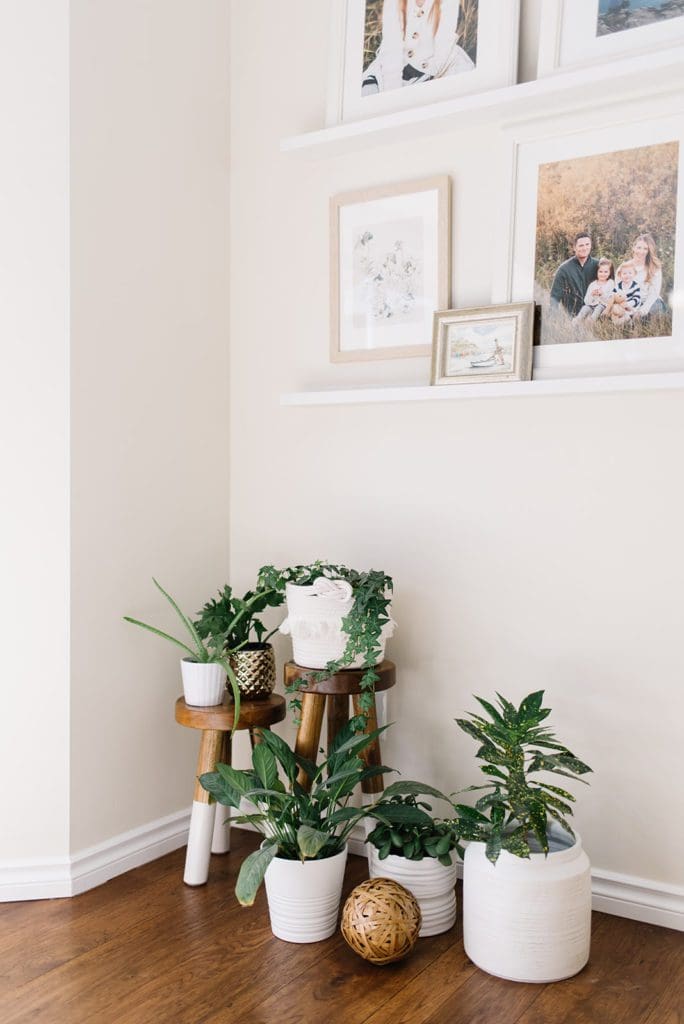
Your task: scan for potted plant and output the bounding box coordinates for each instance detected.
[194,583,284,699]
[453,690,593,984]
[257,562,395,720]
[124,579,241,720]
[200,722,436,943]
[366,791,460,936]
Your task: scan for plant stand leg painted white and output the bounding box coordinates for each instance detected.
[210,732,231,854]
[183,728,223,886]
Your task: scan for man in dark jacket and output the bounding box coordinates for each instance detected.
[550,233,599,318]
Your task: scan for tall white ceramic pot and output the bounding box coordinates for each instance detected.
[180,658,226,707]
[463,827,592,983]
[368,848,457,937]
[279,578,395,670]
[264,846,348,943]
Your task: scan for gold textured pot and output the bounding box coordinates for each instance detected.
[229,642,276,700]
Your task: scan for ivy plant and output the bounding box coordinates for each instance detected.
[257,561,393,726]
[366,793,459,867]
[453,690,592,864]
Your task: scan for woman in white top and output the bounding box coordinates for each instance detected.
[362,0,474,95]
[630,233,667,319]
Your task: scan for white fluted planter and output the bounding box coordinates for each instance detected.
[368,848,457,937]
[279,579,395,669]
[463,828,592,983]
[180,659,226,707]
[264,846,348,943]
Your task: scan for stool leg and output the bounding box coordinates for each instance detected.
[184,728,223,886]
[352,694,385,799]
[210,732,232,855]
[326,693,349,754]
[294,692,326,790]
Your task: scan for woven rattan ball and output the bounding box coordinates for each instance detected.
[341,877,421,965]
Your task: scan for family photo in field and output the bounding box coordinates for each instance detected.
[534,141,679,345]
[361,0,478,95]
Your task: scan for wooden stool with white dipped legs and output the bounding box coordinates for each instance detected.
[175,692,286,885]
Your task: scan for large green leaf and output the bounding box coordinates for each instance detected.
[152,578,206,659]
[122,617,196,658]
[235,842,278,906]
[198,770,243,809]
[370,804,434,827]
[257,729,298,781]
[252,744,278,791]
[381,780,452,803]
[297,825,330,859]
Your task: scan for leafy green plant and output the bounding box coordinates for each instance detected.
[366,793,459,867]
[200,722,441,906]
[124,578,242,727]
[194,583,284,652]
[453,691,592,864]
[257,561,393,723]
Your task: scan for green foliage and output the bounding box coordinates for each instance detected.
[257,562,393,728]
[200,721,435,906]
[124,579,242,727]
[366,791,459,867]
[453,691,592,864]
[194,583,284,651]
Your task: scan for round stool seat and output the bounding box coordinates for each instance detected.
[175,692,286,731]
[284,660,395,695]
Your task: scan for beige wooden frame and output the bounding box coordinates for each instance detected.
[330,175,451,363]
[431,302,535,386]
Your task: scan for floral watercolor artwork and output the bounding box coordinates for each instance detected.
[352,217,424,330]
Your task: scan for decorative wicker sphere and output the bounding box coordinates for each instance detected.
[341,877,422,965]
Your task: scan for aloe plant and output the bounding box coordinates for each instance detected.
[124,578,242,727]
[200,722,445,906]
[453,690,592,864]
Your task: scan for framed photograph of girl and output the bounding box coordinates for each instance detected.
[327,0,519,125]
[538,0,684,76]
[495,100,684,380]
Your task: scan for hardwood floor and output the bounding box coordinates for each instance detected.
[0,830,682,1024]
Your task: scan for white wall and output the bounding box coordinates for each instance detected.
[0,1,70,864]
[229,0,684,896]
[69,0,231,850]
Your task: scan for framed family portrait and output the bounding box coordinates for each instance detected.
[496,100,684,380]
[431,302,535,385]
[538,0,684,76]
[330,176,451,362]
[327,0,519,125]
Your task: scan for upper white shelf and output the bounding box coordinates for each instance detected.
[281,45,684,157]
[281,372,684,407]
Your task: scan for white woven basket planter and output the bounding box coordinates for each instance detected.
[368,848,457,937]
[279,579,395,670]
[180,659,226,707]
[264,846,348,943]
[463,828,592,984]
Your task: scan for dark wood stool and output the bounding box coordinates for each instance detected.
[284,660,396,795]
[175,692,286,885]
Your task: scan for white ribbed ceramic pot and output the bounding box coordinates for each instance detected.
[264,846,348,943]
[463,828,591,983]
[180,659,226,707]
[279,580,395,670]
[368,848,457,936]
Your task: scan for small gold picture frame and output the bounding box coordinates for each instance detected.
[431,302,535,386]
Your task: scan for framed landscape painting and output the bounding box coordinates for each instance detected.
[496,103,684,379]
[538,0,684,75]
[327,0,519,125]
[431,302,534,385]
[330,176,450,362]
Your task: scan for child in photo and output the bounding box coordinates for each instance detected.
[574,257,615,322]
[604,259,641,324]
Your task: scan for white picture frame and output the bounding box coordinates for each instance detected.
[538,0,684,76]
[330,175,451,362]
[494,99,684,381]
[327,0,519,126]
[431,302,535,385]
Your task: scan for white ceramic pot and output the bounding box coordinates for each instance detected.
[264,846,348,943]
[180,658,226,707]
[368,848,457,937]
[279,579,395,670]
[463,827,592,984]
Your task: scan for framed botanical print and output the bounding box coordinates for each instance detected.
[327,0,519,125]
[330,175,451,362]
[538,0,684,76]
[495,100,683,380]
[431,302,535,385]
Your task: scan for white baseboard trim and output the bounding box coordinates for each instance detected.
[0,809,191,903]
[2,817,683,932]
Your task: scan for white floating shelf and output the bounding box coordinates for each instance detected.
[281,372,684,407]
[281,46,684,157]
